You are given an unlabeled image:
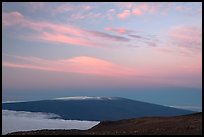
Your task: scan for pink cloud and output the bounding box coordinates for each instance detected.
[106,9,116,20]
[3,11,129,48]
[53,4,98,20]
[117,10,131,19]
[105,27,134,35]
[133,3,160,15]
[169,26,202,53]
[3,54,201,88]
[137,3,149,10]
[116,2,134,10]
[132,8,142,16]
[2,55,136,77]
[2,62,58,72]
[2,11,24,26]
[116,3,164,18]
[40,32,98,48]
[82,5,92,10]
[114,3,173,20]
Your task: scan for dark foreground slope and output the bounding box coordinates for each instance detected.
[8,112,202,135]
[2,97,194,121]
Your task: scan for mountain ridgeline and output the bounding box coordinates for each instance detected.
[2,97,195,121]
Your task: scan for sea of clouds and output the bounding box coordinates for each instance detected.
[2,110,99,135]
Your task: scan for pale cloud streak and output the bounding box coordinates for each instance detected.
[115,3,198,18]
[3,52,201,82]
[169,26,202,53]
[117,10,131,19]
[2,55,136,77]
[133,3,159,14]
[106,9,116,20]
[53,4,92,14]
[128,34,145,39]
[87,30,130,42]
[128,34,159,47]
[2,11,129,48]
[70,12,101,20]
[132,8,142,16]
[2,11,24,26]
[53,4,74,13]
[40,32,99,48]
[52,3,100,20]
[105,27,134,35]
[116,3,166,19]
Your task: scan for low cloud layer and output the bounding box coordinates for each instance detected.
[2,110,99,135]
[169,106,202,112]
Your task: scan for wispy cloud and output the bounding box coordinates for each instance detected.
[3,52,201,81]
[2,11,161,49]
[53,3,92,14]
[152,25,202,56]
[105,27,134,35]
[81,5,92,10]
[2,62,59,72]
[40,32,99,48]
[169,26,202,53]
[52,3,100,20]
[128,34,158,47]
[132,8,142,16]
[116,2,172,18]
[117,10,131,19]
[87,30,130,42]
[133,3,160,15]
[106,9,116,20]
[70,12,101,20]
[53,4,74,13]
[2,11,24,26]
[128,34,144,39]
[144,41,157,47]
[2,55,136,77]
[104,27,159,47]
[2,11,129,48]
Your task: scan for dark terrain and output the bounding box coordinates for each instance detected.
[7,112,202,135]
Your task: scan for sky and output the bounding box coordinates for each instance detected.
[2,2,202,111]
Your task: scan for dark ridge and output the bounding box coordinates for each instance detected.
[2,97,195,121]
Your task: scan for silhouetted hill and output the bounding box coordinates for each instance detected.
[2,97,195,121]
